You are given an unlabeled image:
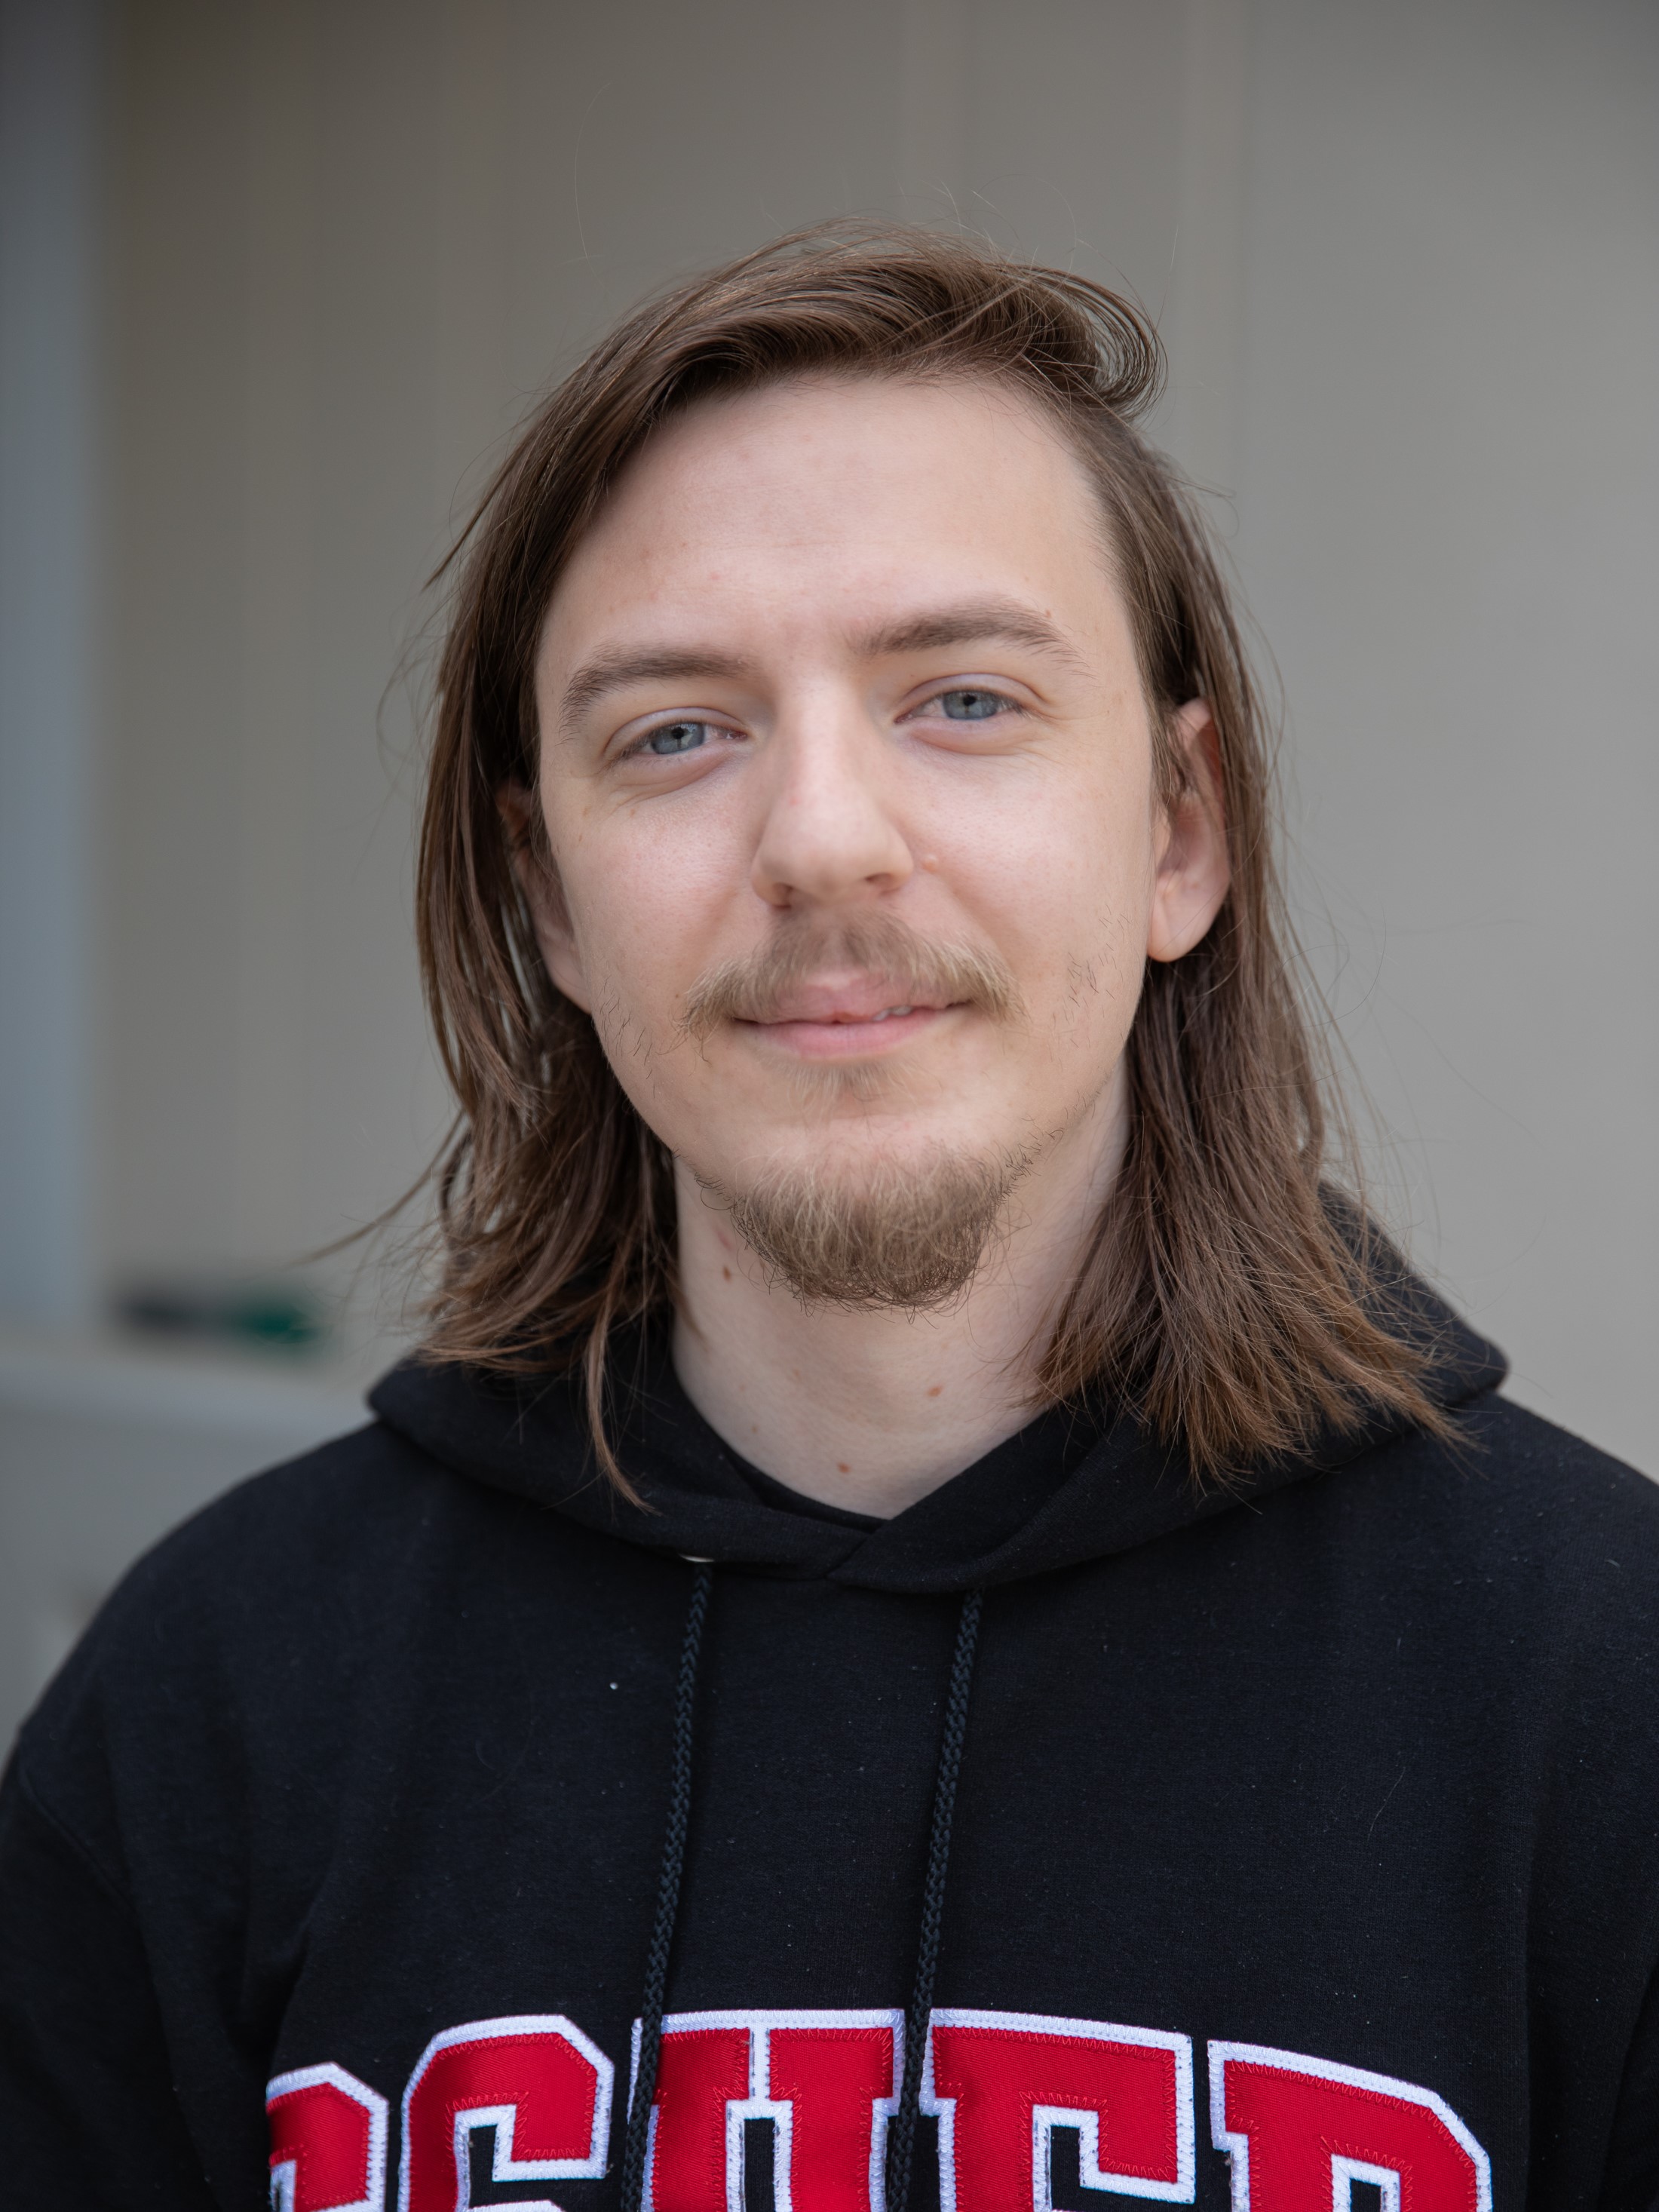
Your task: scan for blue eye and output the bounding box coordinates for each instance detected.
[642,721,710,755]
[935,689,1005,721]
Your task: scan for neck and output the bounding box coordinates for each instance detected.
[671,1080,1124,1518]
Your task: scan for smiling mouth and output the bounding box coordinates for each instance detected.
[678,919,1022,1048]
[805,1002,915,1023]
[741,1000,959,1060]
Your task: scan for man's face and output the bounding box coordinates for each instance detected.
[528,375,1219,1301]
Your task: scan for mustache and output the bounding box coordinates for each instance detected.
[678,915,1023,1042]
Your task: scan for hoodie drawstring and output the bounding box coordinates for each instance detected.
[618,1571,984,2212]
[621,1559,715,2212]
[886,1587,983,2212]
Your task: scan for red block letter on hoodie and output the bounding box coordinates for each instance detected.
[1209,2043,1492,2212]
[266,2064,388,2212]
[639,2009,902,2212]
[640,2018,752,2212]
[398,2014,613,2212]
[925,2010,1195,2211]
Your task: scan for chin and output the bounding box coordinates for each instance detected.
[698,1133,1038,1312]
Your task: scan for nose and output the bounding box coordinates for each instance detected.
[750,699,915,910]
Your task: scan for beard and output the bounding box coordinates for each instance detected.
[677,911,1033,1306]
[706,1140,1034,1309]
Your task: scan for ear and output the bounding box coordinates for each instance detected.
[1146,698,1231,964]
[496,781,593,1012]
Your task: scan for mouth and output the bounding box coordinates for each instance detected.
[679,922,1020,1056]
[738,991,961,1060]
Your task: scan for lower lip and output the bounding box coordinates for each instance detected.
[741,1006,955,1060]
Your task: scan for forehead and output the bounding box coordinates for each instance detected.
[540,374,1124,660]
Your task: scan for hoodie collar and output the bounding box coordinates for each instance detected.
[368,1281,1505,1595]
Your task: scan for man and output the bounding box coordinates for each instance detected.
[2,225,1655,2211]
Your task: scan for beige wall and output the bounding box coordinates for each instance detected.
[83,0,1659,1462]
[1233,0,1658,1462]
[93,0,1210,1322]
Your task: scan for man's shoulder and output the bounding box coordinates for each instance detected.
[98,1411,527,1609]
[1331,1388,1659,1666]
[13,1419,591,1770]
[1415,1388,1657,1554]
[1463,1386,1651,1486]
[8,1414,629,1887]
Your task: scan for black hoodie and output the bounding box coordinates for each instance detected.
[3,1290,1658,2212]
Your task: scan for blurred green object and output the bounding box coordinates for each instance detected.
[115,1278,333,1355]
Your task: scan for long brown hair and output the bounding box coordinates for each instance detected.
[414,222,1442,1482]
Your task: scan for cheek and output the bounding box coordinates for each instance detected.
[951,771,1156,1039]
[543,778,738,1025]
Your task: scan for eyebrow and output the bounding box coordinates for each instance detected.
[854,597,1085,670]
[560,647,756,733]
[557,597,1084,732]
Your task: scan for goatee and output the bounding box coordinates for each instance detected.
[711,1143,1033,1309]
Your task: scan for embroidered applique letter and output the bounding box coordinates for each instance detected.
[1209,2042,1492,2212]
[266,2063,388,2212]
[633,2008,903,2212]
[924,2010,1196,2211]
[397,2014,613,2212]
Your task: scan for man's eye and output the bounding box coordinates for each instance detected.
[933,688,1008,721]
[639,721,713,756]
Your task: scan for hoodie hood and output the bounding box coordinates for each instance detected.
[369,1269,1506,1596]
